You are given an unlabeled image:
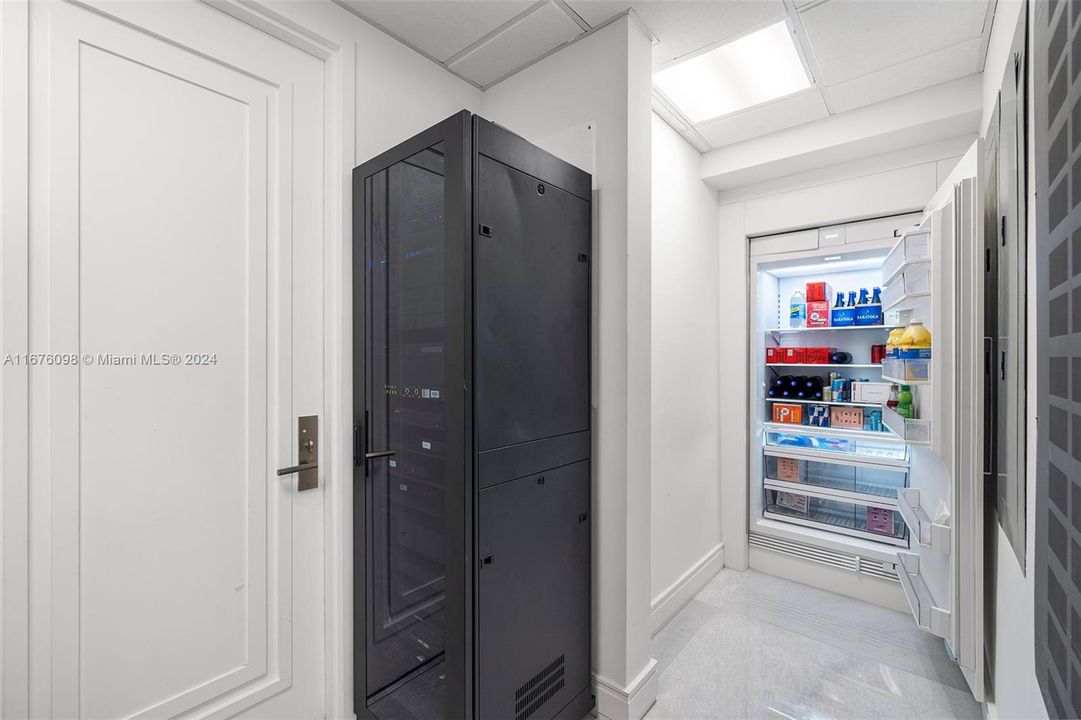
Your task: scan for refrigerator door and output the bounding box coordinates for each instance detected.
[890,176,984,701]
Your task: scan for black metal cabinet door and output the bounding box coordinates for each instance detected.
[476,462,591,720]
[353,111,472,720]
[474,155,590,453]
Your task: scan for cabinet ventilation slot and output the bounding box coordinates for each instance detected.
[749,532,899,582]
[514,654,565,720]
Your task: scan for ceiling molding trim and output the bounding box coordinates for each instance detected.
[782,0,834,115]
[552,0,592,32]
[651,88,711,153]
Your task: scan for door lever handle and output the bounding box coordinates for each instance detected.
[277,462,318,476]
[364,450,396,459]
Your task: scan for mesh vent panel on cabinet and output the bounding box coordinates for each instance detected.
[1037,2,1081,717]
[514,655,565,720]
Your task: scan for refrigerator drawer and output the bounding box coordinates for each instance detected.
[764,453,908,501]
[764,428,908,464]
[764,486,908,546]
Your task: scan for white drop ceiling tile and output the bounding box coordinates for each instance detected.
[800,0,990,84]
[827,39,982,113]
[643,0,788,66]
[449,1,584,87]
[339,0,535,62]
[695,90,828,147]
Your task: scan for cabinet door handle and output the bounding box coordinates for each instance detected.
[364,450,396,459]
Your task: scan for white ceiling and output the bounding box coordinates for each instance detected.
[337,0,994,148]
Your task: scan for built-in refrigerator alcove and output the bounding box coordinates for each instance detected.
[744,181,986,700]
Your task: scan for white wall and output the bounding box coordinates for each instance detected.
[980,1,1047,718]
[482,16,657,719]
[649,113,723,626]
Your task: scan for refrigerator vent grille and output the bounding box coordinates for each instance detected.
[749,533,899,581]
[514,654,565,720]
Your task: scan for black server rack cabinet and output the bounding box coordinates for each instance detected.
[352,110,593,720]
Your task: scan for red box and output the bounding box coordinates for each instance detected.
[806,281,832,302]
[766,347,783,364]
[806,300,831,327]
[802,347,833,364]
[782,347,804,364]
[771,403,803,424]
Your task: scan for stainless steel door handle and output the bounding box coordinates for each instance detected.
[364,450,396,459]
[277,462,318,476]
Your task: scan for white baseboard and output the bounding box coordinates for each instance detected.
[650,543,725,635]
[593,659,658,720]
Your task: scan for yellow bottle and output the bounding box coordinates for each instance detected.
[900,320,931,350]
[886,328,905,356]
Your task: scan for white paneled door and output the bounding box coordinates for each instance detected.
[23,1,328,717]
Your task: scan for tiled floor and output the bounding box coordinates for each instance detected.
[645,569,982,720]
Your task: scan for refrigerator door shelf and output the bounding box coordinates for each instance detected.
[881,404,932,445]
[896,551,951,638]
[897,488,951,554]
[882,230,931,285]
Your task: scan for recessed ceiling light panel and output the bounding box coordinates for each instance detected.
[653,21,812,124]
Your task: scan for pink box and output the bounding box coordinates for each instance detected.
[866,507,895,535]
[806,300,831,327]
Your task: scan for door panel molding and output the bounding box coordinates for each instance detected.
[20,1,329,717]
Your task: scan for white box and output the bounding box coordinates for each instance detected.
[852,381,893,404]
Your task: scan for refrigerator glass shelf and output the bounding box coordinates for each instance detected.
[764,444,910,469]
[763,421,903,443]
[766,325,899,335]
[765,398,880,408]
[765,363,882,369]
[764,476,899,505]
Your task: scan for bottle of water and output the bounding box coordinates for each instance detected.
[789,290,806,328]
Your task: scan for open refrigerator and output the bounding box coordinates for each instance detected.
[747,177,985,700]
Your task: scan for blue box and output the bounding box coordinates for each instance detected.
[808,405,830,427]
[854,305,884,326]
[898,347,932,359]
[830,307,856,326]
